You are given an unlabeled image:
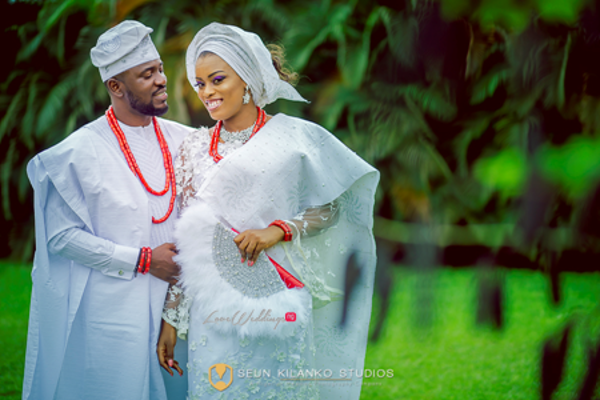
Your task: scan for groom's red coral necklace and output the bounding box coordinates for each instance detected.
[209,106,266,163]
[105,106,176,224]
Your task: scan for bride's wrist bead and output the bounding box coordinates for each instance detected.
[269,220,293,242]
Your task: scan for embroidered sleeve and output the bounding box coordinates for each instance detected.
[285,199,340,239]
[280,198,345,309]
[162,285,192,340]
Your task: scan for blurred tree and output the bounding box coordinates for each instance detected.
[4,0,600,266]
[4,0,600,259]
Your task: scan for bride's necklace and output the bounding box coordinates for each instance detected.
[220,123,255,143]
[209,107,266,163]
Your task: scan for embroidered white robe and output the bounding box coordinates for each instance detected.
[23,115,193,400]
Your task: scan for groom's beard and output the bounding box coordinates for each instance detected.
[126,88,169,117]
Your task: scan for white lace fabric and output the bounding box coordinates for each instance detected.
[174,127,233,210]
[162,285,191,340]
[286,200,339,238]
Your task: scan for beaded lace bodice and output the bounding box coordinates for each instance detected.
[175,127,242,210]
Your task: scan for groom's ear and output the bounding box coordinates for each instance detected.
[105,75,125,98]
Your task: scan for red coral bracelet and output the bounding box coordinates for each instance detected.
[136,248,144,275]
[269,220,293,242]
[144,247,152,274]
[137,247,152,275]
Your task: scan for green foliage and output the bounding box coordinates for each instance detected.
[470,68,509,105]
[538,137,600,197]
[4,0,600,262]
[440,0,589,30]
[474,148,527,198]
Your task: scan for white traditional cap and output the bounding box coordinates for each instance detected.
[90,20,161,82]
[186,22,308,108]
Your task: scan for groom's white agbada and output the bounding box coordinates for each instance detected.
[23,21,193,400]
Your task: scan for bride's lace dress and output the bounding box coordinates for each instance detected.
[162,114,378,400]
[164,126,340,399]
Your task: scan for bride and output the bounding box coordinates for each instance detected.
[157,22,379,399]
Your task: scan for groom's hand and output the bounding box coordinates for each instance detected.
[150,243,180,284]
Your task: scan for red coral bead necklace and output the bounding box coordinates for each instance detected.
[105,106,176,224]
[209,106,266,163]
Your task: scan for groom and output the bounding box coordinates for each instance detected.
[23,21,190,399]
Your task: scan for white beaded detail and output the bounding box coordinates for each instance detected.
[220,122,255,143]
[212,222,285,298]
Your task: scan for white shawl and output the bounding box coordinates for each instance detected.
[174,113,379,397]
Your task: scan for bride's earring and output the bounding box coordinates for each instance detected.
[242,85,251,105]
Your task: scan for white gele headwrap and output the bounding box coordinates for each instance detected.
[186,22,308,108]
[91,20,161,82]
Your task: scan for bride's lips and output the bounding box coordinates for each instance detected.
[206,99,223,112]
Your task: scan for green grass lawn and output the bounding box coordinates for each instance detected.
[1,261,598,399]
[361,268,600,400]
[0,261,32,399]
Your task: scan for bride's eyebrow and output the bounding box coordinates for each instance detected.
[208,70,225,78]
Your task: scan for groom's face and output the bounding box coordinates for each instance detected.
[120,59,169,117]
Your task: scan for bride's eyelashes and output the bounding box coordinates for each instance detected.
[193,76,226,88]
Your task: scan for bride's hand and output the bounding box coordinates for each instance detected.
[234,226,285,266]
[157,320,183,377]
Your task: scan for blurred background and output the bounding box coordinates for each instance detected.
[1,0,600,398]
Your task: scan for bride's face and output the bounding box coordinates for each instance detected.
[194,53,254,123]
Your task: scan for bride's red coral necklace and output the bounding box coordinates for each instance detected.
[105,106,176,224]
[209,106,266,163]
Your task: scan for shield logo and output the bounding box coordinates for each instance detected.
[208,363,233,391]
